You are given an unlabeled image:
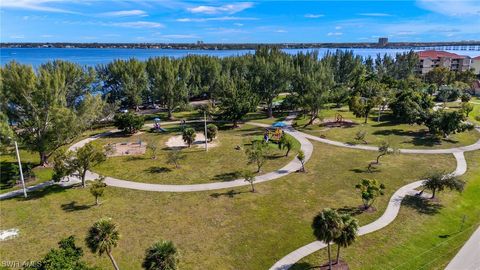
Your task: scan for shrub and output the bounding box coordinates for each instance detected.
[206,124,218,142]
[113,112,144,134]
[182,128,196,147]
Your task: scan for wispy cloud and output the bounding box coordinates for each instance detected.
[9,34,25,39]
[327,32,343,36]
[275,29,287,33]
[416,0,480,16]
[1,0,75,13]
[100,10,147,17]
[357,13,392,17]
[304,14,324,18]
[111,21,164,28]
[40,34,54,38]
[176,16,258,22]
[187,2,254,14]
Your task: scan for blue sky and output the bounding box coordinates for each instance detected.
[1,0,479,43]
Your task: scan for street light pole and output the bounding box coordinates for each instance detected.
[204,111,208,152]
[14,141,27,198]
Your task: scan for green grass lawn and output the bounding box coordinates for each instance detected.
[292,150,480,270]
[468,100,480,125]
[294,106,480,149]
[0,142,455,269]
[91,123,299,184]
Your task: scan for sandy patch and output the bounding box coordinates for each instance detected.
[106,141,147,157]
[0,228,19,241]
[165,133,219,149]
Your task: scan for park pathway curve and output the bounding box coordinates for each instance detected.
[269,151,468,270]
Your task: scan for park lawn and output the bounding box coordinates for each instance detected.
[468,101,480,125]
[294,106,480,149]
[91,123,299,185]
[292,150,480,270]
[0,142,455,270]
[0,149,53,194]
[142,109,202,122]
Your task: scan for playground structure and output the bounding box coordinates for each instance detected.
[264,127,285,143]
[106,140,147,157]
[151,118,166,133]
[320,113,356,128]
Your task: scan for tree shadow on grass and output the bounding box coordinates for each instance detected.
[146,166,172,174]
[213,171,242,182]
[336,206,363,216]
[290,262,322,270]
[210,189,248,198]
[402,195,443,215]
[61,201,93,212]
[4,184,68,202]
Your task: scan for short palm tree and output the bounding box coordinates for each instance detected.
[142,240,178,270]
[312,208,343,270]
[85,218,120,270]
[334,214,359,264]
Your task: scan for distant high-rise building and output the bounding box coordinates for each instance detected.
[197,40,204,45]
[378,37,388,46]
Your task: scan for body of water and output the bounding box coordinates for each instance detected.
[1,47,479,67]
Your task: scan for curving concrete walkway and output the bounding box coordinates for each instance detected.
[298,127,480,154]
[269,151,468,270]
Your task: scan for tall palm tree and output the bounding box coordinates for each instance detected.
[85,218,120,270]
[334,214,359,264]
[142,240,178,270]
[312,208,343,270]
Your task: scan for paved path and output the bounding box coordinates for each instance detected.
[298,127,480,154]
[269,151,467,270]
[1,116,313,197]
[445,225,480,270]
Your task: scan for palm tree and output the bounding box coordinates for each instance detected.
[142,240,178,270]
[312,208,343,270]
[334,214,359,264]
[85,218,120,270]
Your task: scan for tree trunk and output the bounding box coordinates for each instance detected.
[364,113,369,124]
[82,170,87,188]
[39,152,49,167]
[233,120,239,128]
[336,244,341,264]
[250,182,255,192]
[267,103,273,118]
[327,242,332,270]
[431,189,436,199]
[107,251,120,270]
[376,153,384,164]
[95,196,99,205]
[285,148,290,157]
[167,108,173,120]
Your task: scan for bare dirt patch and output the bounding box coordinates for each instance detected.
[165,133,219,149]
[106,141,147,157]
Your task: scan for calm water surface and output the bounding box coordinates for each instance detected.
[1,47,479,67]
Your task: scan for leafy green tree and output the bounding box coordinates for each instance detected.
[437,86,460,103]
[216,73,258,127]
[334,214,359,264]
[243,170,256,192]
[98,59,148,109]
[52,149,74,182]
[246,141,269,173]
[184,55,221,99]
[349,80,386,123]
[71,143,106,188]
[292,52,334,125]
[142,240,178,270]
[146,57,189,119]
[425,67,454,88]
[182,128,196,147]
[460,92,471,103]
[1,61,92,165]
[90,176,107,206]
[312,208,343,270]
[25,236,94,270]
[146,139,159,160]
[323,49,365,88]
[297,150,306,172]
[278,135,294,156]
[421,171,465,199]
[354,130,368,144]
[85,218,120,270]
[460,102,474,117]
[355,179,385,210]
[206,124,218,142]
[0,112,14,154]
[252,46,291,118]
[389,89,433,124]
[424,110,472,138]
[114,112,145,134]
[167,149,185,169]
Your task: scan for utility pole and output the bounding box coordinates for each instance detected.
[204,111,208,152]
[14,141,27,198]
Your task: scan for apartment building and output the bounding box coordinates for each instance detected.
[471,56,480,75]
[415,50,473,74]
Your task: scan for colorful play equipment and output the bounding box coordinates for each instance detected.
[152,117,166,132]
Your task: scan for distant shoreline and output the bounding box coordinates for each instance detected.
[2,41,480,50]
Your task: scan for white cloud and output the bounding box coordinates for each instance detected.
[177,16,258,22]
[1,0,75,13]
[335,26,342,30]
[327,32,343,36]
[416,0,480,16]
[100,10,147,17]
[275,29,287,33]
[187,2,253,14]
[234,23,244,26]
[358,13,392,17]
[305,14,324,18]
[9,34,25,39]
[112,21,164,28]
[40,34,54,38]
